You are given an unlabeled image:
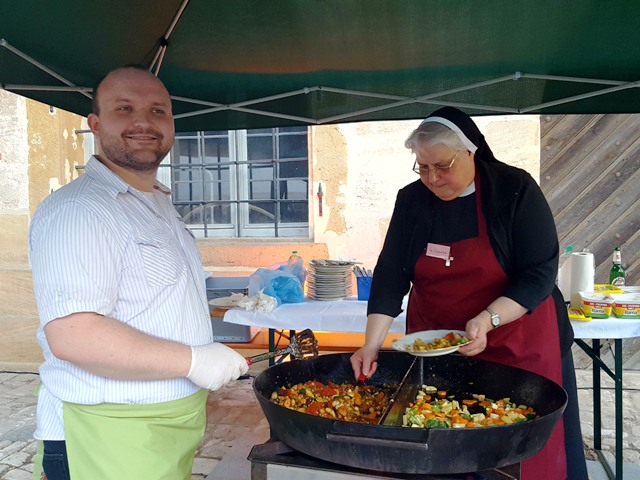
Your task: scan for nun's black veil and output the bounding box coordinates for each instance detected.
[424,107,501,164]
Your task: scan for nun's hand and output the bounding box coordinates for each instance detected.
[458,315,491,356]
[350,345,379,381]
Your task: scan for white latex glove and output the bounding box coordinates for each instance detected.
[187,343,249,390]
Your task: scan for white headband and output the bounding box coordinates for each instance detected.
[419,116,478,153]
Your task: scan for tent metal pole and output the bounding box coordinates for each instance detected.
[4,85,92,93]
[150,0,190,75]
[413,74,521,99]
[220,107,317,124]
[171,96,226,107]
[173,75,522,124]
[153,47,168,77]
[522,73,628,86]
[171,72,640,122]
[174,87,321,119]
[318,86,408,101]
[320,99,421,124]
[175,105,317,124]
[411,100,518,114]
[0,39,92,99]
[320,75,519,123]
[177,70,625,124]
[520,80,640,113]
[222,86,322,108]
[320,74,518,102]
[319,99,520,124]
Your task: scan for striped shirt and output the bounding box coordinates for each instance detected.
[29,156,213,440]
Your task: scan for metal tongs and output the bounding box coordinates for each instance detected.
[246,328,319,365]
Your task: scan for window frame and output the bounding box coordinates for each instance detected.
[168,127,310,239]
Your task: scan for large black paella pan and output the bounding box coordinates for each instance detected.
[252,351,567,474]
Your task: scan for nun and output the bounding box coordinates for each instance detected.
[350,107,587,480]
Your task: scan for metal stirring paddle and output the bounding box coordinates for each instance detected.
[246,328,319,365]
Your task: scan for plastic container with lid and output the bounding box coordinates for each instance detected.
[610,293,640,319]
[593,284,624,294]
[579,292,614,319]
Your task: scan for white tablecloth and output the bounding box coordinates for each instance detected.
[223,297,640,340]
[223,296,406,333]
[570,317,640,339]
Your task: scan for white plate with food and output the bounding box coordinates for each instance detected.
[391,329,471,357]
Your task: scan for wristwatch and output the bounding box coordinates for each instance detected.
[486,307,500,329]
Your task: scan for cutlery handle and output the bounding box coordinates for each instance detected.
[246,345,294,365]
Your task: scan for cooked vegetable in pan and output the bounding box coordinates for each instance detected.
[271,381,396,424]
[404,385,538,428]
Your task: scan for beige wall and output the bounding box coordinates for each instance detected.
[0,91,540,370]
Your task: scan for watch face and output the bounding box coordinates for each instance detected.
[486,308,499,328]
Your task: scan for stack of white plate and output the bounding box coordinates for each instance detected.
[307,260,357,301]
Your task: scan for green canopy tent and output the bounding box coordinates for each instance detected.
[2,0,640,131]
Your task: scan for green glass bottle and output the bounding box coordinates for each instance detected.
[288,250,302,265]
[609,247,626,287]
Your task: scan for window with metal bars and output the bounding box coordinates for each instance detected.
[159,127,309,238]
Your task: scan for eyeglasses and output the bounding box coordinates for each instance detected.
[412,151,460,175]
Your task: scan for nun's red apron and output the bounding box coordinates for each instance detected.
[407,177,567,480]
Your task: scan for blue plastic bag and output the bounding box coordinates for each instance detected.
[248,264,305,306]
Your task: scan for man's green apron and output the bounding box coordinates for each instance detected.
[35,389,208,480]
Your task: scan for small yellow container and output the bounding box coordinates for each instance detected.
[610,293,640,319]
[594,284,624,294]
[579,292,614,319]
[568,308,592,322]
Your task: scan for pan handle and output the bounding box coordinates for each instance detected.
[325,432,429,451]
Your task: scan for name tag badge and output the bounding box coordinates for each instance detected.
[426,243,454,267]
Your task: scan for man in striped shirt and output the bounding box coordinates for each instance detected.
[29,65,248,480]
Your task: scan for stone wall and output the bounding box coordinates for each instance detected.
[0,91,87,369]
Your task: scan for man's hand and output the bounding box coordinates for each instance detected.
[187,343,249,390]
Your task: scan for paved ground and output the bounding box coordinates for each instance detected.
[1,365,639,479]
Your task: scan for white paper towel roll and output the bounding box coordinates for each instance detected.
[569,251,595,309]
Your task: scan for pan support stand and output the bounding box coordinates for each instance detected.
[249,439,520,479]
